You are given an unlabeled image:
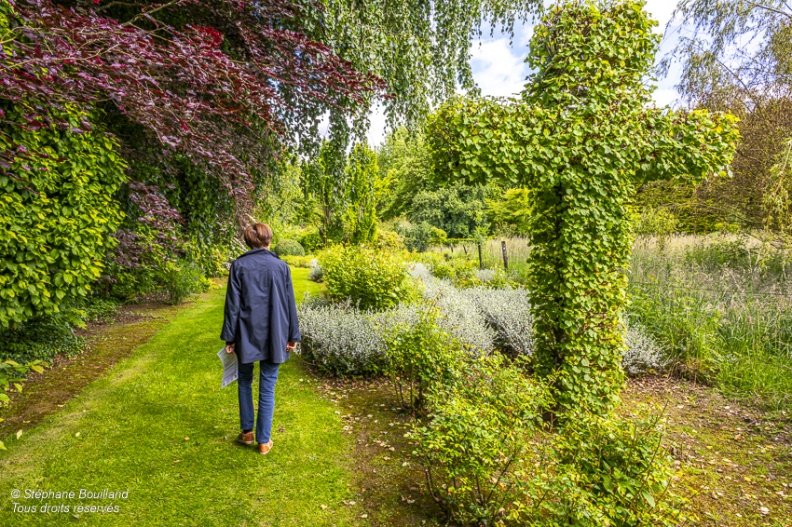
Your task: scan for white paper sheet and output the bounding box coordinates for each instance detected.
[217,347,238,388]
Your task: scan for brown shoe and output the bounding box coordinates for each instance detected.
[258,440,273,455]
[237,431,254,445]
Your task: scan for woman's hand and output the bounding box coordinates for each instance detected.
[286,342,296,352]
[225,343,235,354]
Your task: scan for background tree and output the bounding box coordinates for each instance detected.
[659,0,792,232]
[427,1,740,415]
[342,143,380,244]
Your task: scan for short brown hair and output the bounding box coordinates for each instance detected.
[243,223,273,249]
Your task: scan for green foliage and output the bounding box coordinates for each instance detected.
[383,308,465,412]
[342,143,379,244]
[408,184,492,238]
[280,255,315,268]
[157,260,210,305]
[373,229,405,251]
[0,105,126,328]
[298,227,323,253]
[426,1,740,415]
[303,141,387,245]
[309,1,542,128]
[631,207,679,237]
[412,354,550,526]
[378,127,433,219]
[273,239,306,257]
[0,295,120,401]
[523,410,684,527]
[0,310,84,366]
[393,220,448,252]
[629,235,792,410]
[318,245,414,311]
[487,187,533,235]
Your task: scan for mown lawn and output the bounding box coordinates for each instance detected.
[0,267,360,526]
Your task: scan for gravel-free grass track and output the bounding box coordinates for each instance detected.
[0,268,358,526]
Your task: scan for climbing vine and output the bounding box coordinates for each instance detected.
[0,105,126,327]
[427,0,740,415]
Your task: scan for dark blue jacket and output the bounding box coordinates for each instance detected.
[220,248,301,365]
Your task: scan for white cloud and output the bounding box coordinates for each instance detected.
[470,38,530,97]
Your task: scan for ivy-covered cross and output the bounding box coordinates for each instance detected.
[427,0,739,415]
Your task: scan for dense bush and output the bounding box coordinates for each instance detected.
[0,296,121,402]
[158,260,210,305]
[395,220,448,252]
[273,239,305,257]
[297,300,387,376]
[622,322,666,377]
[281,255,314,268]
[524,410,683,527]
[383,307,465,412]
[412,354,550,526]
[0,106,126,328]
[319,245,414,311]
[464,286,534,357]
[416,268,495,354]
[373,229,405,251]
[308,259,324,283]
[298,228,323,254]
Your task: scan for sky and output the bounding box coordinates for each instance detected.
[365,0,686,146]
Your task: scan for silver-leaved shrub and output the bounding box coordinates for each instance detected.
[463,286,534,357]
[622,322,667,376]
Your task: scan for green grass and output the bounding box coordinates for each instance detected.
[0,268,360,526]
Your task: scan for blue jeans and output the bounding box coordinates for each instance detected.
[238,360,280,444]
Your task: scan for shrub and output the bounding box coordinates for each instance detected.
[298,228,323,253]
[632,207,679,236]
[396,220,448,252]
[308,259,324,283]
[464,286,534,357]
[413,268,495,353]
[412,354,550,526]
[273,239,305,257]
[297,300,425,376]
[383,307,465,412]
[374,229,405,251]
[622,322,666,377]
[319,245,414,311]
[281,255,314,268]
[156,260,210,305]
[523,410,685,527]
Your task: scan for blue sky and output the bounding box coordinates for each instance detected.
[366,0,687,145]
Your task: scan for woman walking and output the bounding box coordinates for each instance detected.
[221,223,301,455]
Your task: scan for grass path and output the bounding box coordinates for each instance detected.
[0,268,361,526]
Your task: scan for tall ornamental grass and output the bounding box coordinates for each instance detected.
[628,233,792,410]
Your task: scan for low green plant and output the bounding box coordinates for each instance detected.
[522,409,686,527]
[298,227,323,253]
[318,245,414,311]
[411,354,550,526]
[383,307,465,412]
[157,260,210,305]
[396,220,448,252]
[273,239,306,257]
[281,255,314,268]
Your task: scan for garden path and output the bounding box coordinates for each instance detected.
[0,269,363,526]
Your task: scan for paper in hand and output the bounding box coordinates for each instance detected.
[217,347,238,388]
